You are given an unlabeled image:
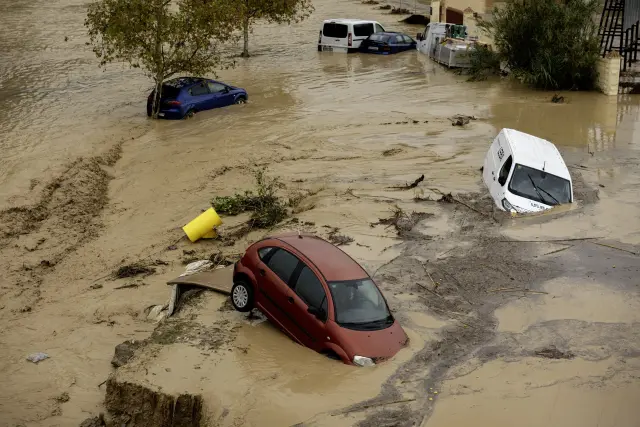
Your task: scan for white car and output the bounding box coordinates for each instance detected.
[482,128,573,214]
[318,19,386,53]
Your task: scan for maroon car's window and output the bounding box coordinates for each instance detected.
[328,279,393,330]
[293,266,328,314]
[258,246,276,261]
[266,249,299,285]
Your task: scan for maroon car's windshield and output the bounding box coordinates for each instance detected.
[328,279,393,330]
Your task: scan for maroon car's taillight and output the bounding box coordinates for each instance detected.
[348,32,352,47]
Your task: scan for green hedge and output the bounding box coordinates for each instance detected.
[472,0,601,90]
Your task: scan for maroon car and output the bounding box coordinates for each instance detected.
[232,233,408,366]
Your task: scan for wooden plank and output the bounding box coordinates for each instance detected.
[166,266,234,295]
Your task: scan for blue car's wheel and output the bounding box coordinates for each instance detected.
[235,97,247,105]
[184,109,195,119]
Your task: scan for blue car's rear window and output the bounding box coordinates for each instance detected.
[369,34,390,42]
[161,85,181,99]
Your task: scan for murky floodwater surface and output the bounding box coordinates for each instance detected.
[1,0,640,426]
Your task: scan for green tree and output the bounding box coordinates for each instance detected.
[85,0,238,118]
[473,0,601,90]
[234,0,314,57]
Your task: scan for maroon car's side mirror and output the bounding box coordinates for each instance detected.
[308,306,326,321]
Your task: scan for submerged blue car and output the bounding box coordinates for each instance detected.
[359,32,417,55]
[146,77,248,119]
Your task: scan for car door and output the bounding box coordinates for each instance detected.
[494,154,513,202]
[403,35,416,51]
[394,34,406,52]
[207,81,233,108]
[287,263,330,351]
[189,82,213,110]
[257,247,302,343]
[483,136,499,190]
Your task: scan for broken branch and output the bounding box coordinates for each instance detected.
[498,237,602,243]
[590,241,639,256]
[114,283,139,290]
[488,287,548,294]
[339,398,417,415]
[538,245,572,257]
[388,174,425,190]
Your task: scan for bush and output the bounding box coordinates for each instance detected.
[474,0,601,90]
[212,168,288,228]
[467,44,502,81]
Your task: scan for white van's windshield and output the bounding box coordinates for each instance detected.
[328,279,393,331]
[508,164,571,206]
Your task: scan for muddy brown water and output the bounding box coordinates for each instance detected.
[1,0,640,426]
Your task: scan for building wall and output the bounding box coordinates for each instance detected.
[624,0,640,30]
[597,53,622,95]
[439,0,489,20]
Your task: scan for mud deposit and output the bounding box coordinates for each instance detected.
[105,379,203,427]
[2,0,640,425]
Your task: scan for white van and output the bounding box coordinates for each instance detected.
[318,19,387,53]
[482,129,573,214]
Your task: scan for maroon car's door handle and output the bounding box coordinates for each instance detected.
[259,269,266,276]
[287,296,294,304]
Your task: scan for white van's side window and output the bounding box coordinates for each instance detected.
[375,23,385,33]
[354,23,375,37]
[498,155,513,186]
[323,23,348,38]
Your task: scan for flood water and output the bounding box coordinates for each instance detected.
[1,0,639,208]
[1,0,640,426]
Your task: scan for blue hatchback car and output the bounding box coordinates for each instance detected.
[359,32,417,55]
[146,77,248,119]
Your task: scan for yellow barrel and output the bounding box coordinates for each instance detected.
[182,208,223,242]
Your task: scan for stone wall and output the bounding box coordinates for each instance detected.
[597,54,622,96]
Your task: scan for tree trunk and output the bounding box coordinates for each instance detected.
[242,16,250,57]
[152,75,163,119]
[152,0,164,119]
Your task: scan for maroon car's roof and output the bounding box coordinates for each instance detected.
[272,233,368,282]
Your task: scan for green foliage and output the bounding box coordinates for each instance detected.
[467,44,501,81]
[212,168,288,228]
[233,0,314,57]
[85,0,238,117]
[475,0,601,90]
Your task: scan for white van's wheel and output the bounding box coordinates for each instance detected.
[231,281,254,312]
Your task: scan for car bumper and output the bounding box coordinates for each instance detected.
[146,103,185,119]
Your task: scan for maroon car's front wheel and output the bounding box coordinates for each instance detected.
[231,280,254,312]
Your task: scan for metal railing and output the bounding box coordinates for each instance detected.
[600,0,625,56]
[621,20,639,71]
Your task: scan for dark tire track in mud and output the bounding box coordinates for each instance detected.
[329,183,612,427]
[0,141,126,312]
[340,234,561,427]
